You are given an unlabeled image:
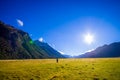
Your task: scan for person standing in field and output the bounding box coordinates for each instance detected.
[56,58,58,63]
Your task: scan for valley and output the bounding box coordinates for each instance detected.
[0,58,120,80]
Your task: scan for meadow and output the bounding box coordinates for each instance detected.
[0,58,120,80]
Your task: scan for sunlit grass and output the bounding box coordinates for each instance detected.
[0,58,120,80]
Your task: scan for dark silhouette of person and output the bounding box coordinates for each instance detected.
[56,58,58,63]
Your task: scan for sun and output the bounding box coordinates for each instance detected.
[84,33,94,44]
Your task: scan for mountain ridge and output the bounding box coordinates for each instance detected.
[34,40,65,58]
[77,42,120,58]
[0,21,64,59]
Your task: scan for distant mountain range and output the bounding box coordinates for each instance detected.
[77,42,120,58]
[0,21,120,59]
[34,40,64,58]
[0,21,64,59]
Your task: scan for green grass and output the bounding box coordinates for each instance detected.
[0,58,120,80]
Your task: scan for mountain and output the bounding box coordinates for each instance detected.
[34,40,65,58]
[0,21,64,59]
[78,42,120,58]
[62,54,72,58]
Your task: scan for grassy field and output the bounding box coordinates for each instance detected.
[0,58,120,80]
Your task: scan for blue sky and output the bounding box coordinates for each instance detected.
[0,0,120,56]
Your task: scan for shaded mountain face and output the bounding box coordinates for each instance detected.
[34,40,65,58]
[0,21,64,59]
[78,42,120,58]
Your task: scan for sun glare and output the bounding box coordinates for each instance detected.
[84,33,94,44]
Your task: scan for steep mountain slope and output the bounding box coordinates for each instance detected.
[34,40,65,58]
[78,42,120,58]
[0,21,64,59]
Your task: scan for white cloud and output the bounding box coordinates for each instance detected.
[16,19,23,26]
[39,37,43,42]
